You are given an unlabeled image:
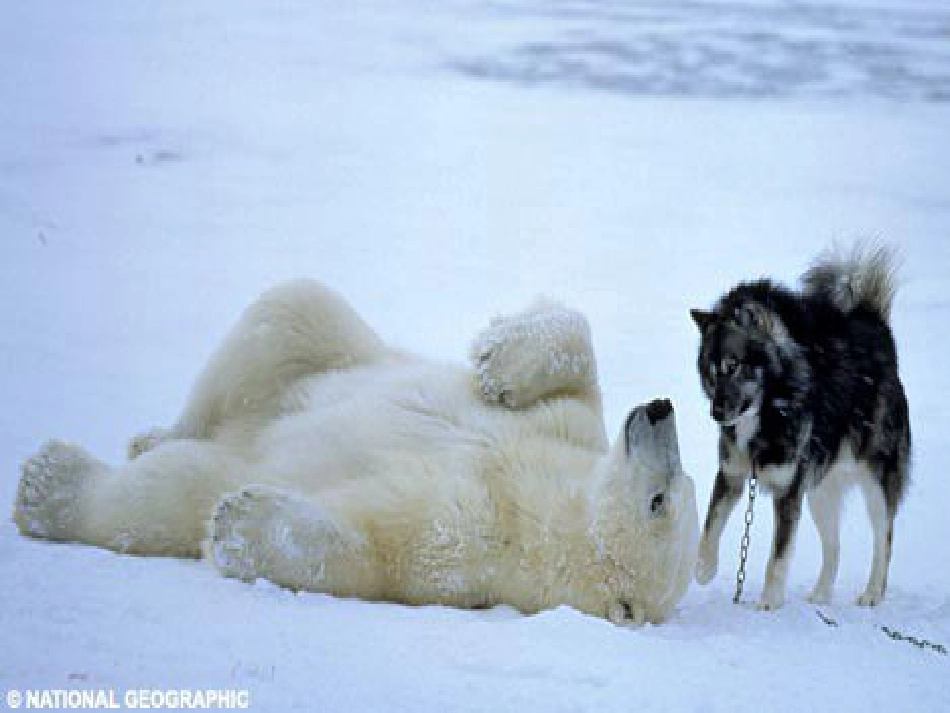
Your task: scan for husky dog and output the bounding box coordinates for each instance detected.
[690,247,910,609]
[14,281,698,625]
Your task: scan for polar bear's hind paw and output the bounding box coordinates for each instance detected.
[209,486,306,583]
[14,440,102,540]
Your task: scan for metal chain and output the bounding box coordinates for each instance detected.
[881,626,948,655]
[817,613,945,655]
[728,465,945,656]
[733,468,758,604]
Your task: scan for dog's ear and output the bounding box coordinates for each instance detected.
[734,301,773,333]
[690,309,716,333]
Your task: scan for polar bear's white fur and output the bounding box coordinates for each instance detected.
[14,280,698,625]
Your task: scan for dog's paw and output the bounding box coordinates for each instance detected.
[14,440,104,540]
[127,427,170,460]
[807,577,834,606]
[756,587,786,611]
[856,587,884,607]
[695,546,718,585]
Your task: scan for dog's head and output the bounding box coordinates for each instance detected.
[690,299,786,426]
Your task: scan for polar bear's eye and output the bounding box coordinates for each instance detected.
[650,492,666,516]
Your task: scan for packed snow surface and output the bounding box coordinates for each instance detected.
[1,1,948,710]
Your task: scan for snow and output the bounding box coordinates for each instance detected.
[1,0,949,710]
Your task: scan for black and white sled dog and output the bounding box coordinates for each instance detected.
[690,246,910,609]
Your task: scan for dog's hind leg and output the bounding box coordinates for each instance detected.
[857,476,893,606]
[806,473,845,605]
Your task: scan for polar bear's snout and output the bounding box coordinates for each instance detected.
[624,399,687,517]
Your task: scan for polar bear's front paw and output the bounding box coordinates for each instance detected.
[15,440,104,540]
[470,304,595,410]
[472,337,522,408]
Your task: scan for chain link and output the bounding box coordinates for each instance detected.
[881,626,948,655]
[733,468,758,604]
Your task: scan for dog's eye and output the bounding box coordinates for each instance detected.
[720,358,737,376]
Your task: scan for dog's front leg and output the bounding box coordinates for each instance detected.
[696,435,749,584]
[759,467,807,610]
[696,469,745,584]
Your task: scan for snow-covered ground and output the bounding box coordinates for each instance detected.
[2,1,949,710]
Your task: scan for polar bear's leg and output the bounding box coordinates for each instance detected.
[208,486,379,597]
[471,300,601,411]
[208,483,492,607]
[174,279,388,440]
[139,280,388,449]
[15,439,243,558]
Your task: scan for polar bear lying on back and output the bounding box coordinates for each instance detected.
[15,281,698,625]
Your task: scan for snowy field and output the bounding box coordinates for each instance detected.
[2,0,949,710]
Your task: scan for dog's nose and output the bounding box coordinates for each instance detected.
[711,404,725,422]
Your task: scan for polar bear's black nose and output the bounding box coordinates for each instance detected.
[645,398,673,425]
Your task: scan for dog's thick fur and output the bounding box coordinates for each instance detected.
[691,246,910,609]
[14,281,698,625]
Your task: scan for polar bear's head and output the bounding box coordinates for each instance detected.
[592,399,699,625]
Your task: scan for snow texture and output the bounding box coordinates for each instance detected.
[1,0,949,711]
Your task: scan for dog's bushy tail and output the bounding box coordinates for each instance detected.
[801,244,899,323]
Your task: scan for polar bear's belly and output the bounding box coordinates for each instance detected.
[251,360,490,492]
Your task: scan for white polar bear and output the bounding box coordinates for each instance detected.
[14,280,698,625]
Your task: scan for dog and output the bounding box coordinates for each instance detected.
[14,281,698,625]
[690,246,910,609]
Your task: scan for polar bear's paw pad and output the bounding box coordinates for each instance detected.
[15,440,100,539]
[209,487,302,582]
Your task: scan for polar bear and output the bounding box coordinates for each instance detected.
[14,280,698,625]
